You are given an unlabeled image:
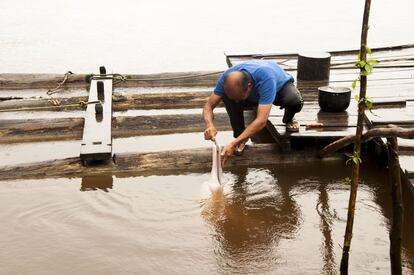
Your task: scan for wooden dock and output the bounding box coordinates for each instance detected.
[226,44,414,191]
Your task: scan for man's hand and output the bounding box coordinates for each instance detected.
[221,141,236,167]
[204,126,217,141]
[203,93,222,141]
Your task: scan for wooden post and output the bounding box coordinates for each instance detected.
[80,67,113,163]
[297,52,331,81]
[387,137,403,275]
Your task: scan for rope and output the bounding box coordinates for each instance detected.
[47,71,74,95]
[0,100,103,113]
[86,71,223,85]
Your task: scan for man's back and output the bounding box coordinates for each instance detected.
[214,60,294,104]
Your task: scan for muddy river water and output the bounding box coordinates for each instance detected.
[1,0,414,273]
[0,159,413,274]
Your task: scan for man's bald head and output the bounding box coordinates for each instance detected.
[223,71,252,102]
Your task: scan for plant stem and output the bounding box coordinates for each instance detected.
[340,0,371,274]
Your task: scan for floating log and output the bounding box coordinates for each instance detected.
[0,71,221,90]
[0,91,217,112]
[0,112,254,143]
[0,73,87,90]
[0,144,345,181]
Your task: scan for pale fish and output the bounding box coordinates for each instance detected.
[208,141,223,192]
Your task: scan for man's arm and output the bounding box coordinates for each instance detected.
[221,104,272,165]
[202,93,222,140]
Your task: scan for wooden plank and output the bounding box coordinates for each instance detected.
[80,78,113,161]
[365,107,414,126]
[399,154,414,178]
[270,124,359,139]
[225,44,414,60]
[0,144,345,181]
[226,44,414,68]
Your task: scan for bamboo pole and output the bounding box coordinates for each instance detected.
[340,0,372,273]
[387,137,403,275]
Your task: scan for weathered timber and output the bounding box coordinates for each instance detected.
[0,144,344,181]
[80,77,113,161]
[387,137,404,275]
[0,74,87,90]
[0,91,218,112]
[318,126,414,158]
[0,71,221,90]
[0,112,251,143]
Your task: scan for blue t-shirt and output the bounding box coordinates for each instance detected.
[214,60,294,104]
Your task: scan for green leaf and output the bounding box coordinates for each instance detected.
[365,98,373,109]
[344,177,352,185]
[364,63,372,73]
[352,79,358,90]
[353,157,358,164]
[366,47,372,54]
[360,71,369,76]
[367,59,378,65]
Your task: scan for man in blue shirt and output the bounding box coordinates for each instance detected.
[203,60,303,166]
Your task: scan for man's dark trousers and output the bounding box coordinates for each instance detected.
[222,81,303,138]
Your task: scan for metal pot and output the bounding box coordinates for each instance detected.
[318,86,351,112]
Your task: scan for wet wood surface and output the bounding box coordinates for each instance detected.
[0,71,221,90]
[228,45,414,163]
[80,79,113,161]
[0,144,344,181]
[0,112,245,143]
[0,91,218,112]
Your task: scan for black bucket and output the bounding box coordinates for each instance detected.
[318,86,351,112]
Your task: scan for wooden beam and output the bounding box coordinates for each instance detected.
[0,91,216,112]
[0,144,344,181]
[0,71,221,90]
[0,112,245,143]
[80,77,113,161]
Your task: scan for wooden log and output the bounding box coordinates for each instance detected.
[0,112,253,143]
[387,137,403,275]
[0,144,344,181]
[0,73,88,90]
[0,92,217,112]
[297,52,331,81]
[318,125,414,158]
[0,71,221,90]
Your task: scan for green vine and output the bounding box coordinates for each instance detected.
[346,151,362,166]
[344,177,352,185]
[351,46,378,90]
[354,94,373,109]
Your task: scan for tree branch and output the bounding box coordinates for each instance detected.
[319,125,414,158]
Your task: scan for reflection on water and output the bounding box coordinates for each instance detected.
[0,160,413,274]
[81,175,113,192]
[202,167,301,273]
